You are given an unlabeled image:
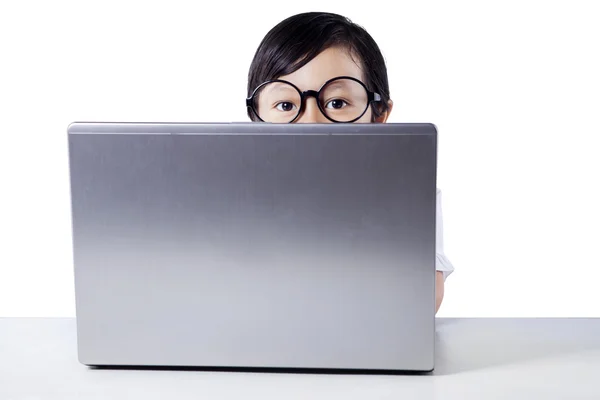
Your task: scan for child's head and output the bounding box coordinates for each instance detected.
[246,12,393,123]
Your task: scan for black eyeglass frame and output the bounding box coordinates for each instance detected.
[246,76,382,123]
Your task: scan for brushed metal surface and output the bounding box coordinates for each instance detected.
[67,122,438,372]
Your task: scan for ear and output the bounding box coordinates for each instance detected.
[374,100,393,123]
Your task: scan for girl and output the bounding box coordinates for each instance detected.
[245,12,454,313]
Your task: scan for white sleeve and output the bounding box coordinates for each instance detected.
[436,188,454,280]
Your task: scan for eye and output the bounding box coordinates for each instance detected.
[275,102,297,112]
[325,99,348,109]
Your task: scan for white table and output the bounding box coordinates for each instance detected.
[2,318,599,399]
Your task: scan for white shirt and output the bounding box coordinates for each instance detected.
[436,188,454,280]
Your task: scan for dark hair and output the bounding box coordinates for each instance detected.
[247,12,391,121]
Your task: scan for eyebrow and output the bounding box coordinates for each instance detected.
[261,84,297,98]
[324,82,347,91]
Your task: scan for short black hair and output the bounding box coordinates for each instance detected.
[247,12,391,121]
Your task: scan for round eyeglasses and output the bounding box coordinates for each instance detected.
[246,76,382,123]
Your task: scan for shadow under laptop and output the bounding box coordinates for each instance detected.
[432,317,600,376]
[89,364,432,376]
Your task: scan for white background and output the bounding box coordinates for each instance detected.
[0,0,598,318]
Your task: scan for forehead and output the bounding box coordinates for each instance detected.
[277,47,364,90]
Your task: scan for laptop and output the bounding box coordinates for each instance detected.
[67,122,438,373]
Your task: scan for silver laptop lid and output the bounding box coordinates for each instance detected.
[67,122,438,372]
